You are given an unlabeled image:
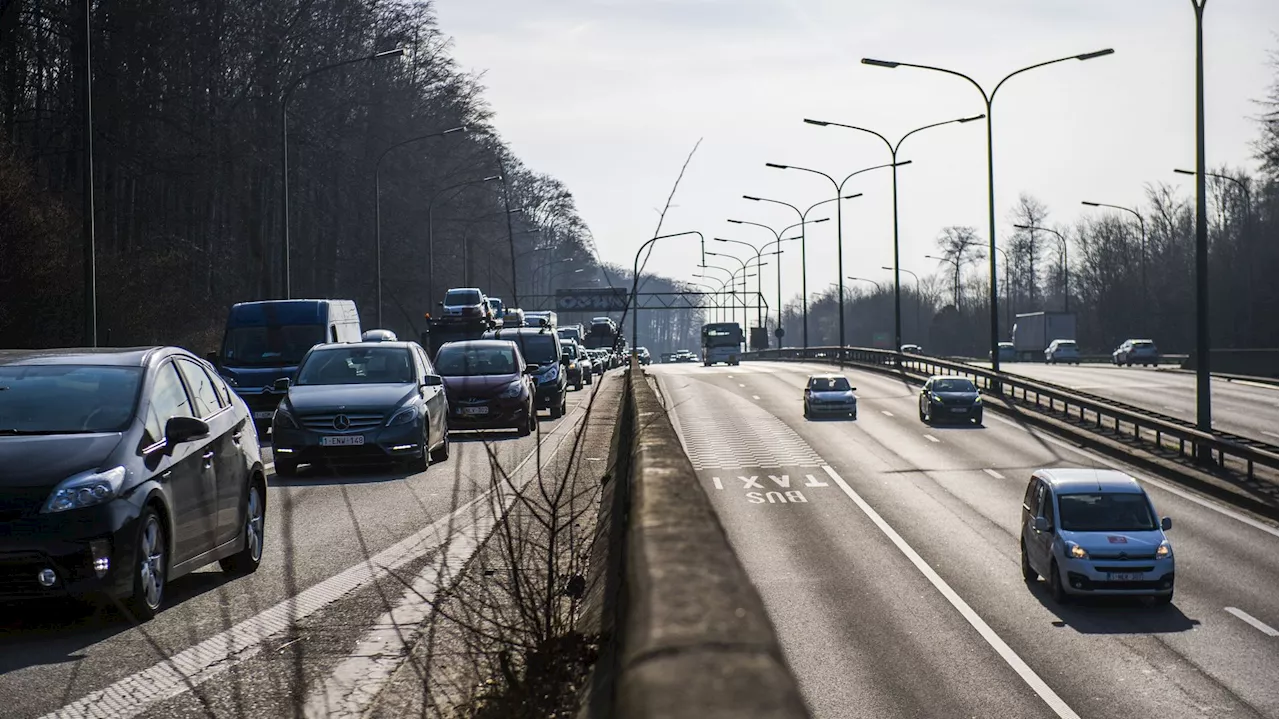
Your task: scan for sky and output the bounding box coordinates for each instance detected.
[436,0,1277,308]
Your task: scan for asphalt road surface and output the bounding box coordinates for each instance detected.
[978,362,1278,444]
[0,374,619,719]
[651,361,1278,719]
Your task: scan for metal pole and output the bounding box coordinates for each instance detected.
[280,94,290,300]
[984,100,999,372]
[81,0,96,347]
[501,162,519,307]
[374,167,383,325]
[1192,0,1210,432]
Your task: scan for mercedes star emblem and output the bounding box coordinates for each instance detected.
[333,414,351,431]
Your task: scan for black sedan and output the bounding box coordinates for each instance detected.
[271,342,450,476]
[435,340,537,435]
[0,347,267,619]
[919,375,984,425]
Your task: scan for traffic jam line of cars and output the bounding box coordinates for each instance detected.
[0,290,631,619]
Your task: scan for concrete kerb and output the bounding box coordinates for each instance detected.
[613,366,809,719]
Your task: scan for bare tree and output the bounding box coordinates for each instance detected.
[935,225,984,307]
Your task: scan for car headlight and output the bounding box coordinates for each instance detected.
[387,404,419,426]
[500,381,525,399]
[1155,541,1172,558]
[1066,542,1089,559]
[929,394,941,403]
[974,395,982,404]
[273,404,299,429]
[569,361,578,370]
[42,466,127,513]
[540,366,560,383]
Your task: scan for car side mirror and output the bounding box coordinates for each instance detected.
[1032,516,1050,533]
[205,351,219,364]
[437,301,444,307]
[165,416,210,445]
[523,366,536,375]
[273,377,291,391]
[1161,517,1172,531]
[423,375,443,387]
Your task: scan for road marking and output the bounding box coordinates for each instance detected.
[265,461,274,472]
[923,434,940,443]
[42,413,587,719]
[820,466,1081,719]
[752,395,761,400]
[712,476,724,490]
[881,410,894,417]
[739,383,746,388]
[983,468,1006,480]
[1263,430,1279,438]
[1225,607,1280,637]
[985,413,1279,537]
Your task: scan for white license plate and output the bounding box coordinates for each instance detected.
[1108,572,1143,581]
[253,411,274,419]
[461,406,490,415]
[320,435,365,446]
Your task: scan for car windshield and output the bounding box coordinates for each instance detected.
[1056,341,1077,348]
[222,324,325,366]
[809,377,851,392]
[932,378,977,392]
[510,334,558,365]
[436,345,518,377]
[295,347,413,385]
[1133,341,1154,348]
[1057,492,1157,532]
[444,289,482,305]
[0,365,144,434]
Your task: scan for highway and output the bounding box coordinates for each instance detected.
[650,361,1278,719]
[983,362,1277,444]
[0,376,618,719]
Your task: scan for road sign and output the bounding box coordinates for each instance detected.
[775,328,785,339]
[554,288,629,312]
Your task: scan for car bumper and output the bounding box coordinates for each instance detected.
[534,383,564,409]
[447,398,531,430]
[929,402,982,421]
[808,401,856,415]
[0,499,143,603]
[272,420,424,466]
[1058,557,1176,596]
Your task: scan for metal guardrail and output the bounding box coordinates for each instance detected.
[743,347,1278,482]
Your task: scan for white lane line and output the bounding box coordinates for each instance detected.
[923,434,940,443]
[265,461,275,472]
[820,466,1081,719]
[1263,430,1279,438]
[985,413,1279,537]
[739,383,746,388]
[752,395,761,400]
[1225,607,1280,637]
[881,410,894,417]
[984,468,1006,480]
[43,417,582,719]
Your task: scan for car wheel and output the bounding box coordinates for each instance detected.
[803,402,810,419]
[1020,541,1037,582]
[851,411,857,420]
[918,406,926,422]
[408,425,430,472]
[430,428,450,463]
[974,411,983,426]
[274,459,298,478]
[575,380,583,391]
[518,408,534,437]
[124,506,167,621]
[1048,560,1069,604]
[220,481,265,576]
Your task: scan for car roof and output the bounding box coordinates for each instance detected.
[486,327,558,338]
[927,374,975,382]
[806,374,848,380]
[1036,468,1144,494]
[309,341,417,352]
[438,339,518,350]
[0,347,166,367]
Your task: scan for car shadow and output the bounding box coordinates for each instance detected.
[1026,579,1199,634]
[274,462,419,486]
[923,422,987,430]
[449,430,526,443]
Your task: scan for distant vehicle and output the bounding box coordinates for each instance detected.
[361,329,397,342]
[1020,468,1174,605]
[635,347,652,366]
[503,308,526,328]
[1013,311,1076,362]
[435,339,537,436]
[1112,339,1160,366]
[271,341,449,476]
[557,324,585,345]
[438,288,495,326]
[573,344,594,385]
[525,310,558,329]
[1045,339,1081,364]
[661,352,674,364]
[487,298,505,324]
[900,344,924,355]
[484,326,568,419]
[701,322,743,366]
[919,375,983,425]
[210,299,361,431]
[561,339,588,390]
[0,347,266,618]
[588,349,608,375]
[991,341,1016,363]
[673,350,697,363]
[584,317,619,350]
[803,374,858,420]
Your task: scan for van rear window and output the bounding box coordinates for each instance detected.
[223,325,325,366]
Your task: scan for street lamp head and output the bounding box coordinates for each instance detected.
[373,48,406,59]
[1075,48,1115,61]
[803,118,831,127]
[861,58,901,68]
[482,175,502,182]
[1080,201,1101,207]
[726,219,744,225]
[442,126,467,135]
[743,195,762,201]
[783,235,802,241]
[1013,224,1031,230]
[842,192,864,200]
[810,217,830,224]
[893,160,913,168]
[713,238,731,243]
[957,114,986,123]
[765,162,789,170]
[1173,168,1196,176]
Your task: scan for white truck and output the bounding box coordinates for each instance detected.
[1011,311,1077,362]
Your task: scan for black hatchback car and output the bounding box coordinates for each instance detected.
[436,340,538,435]
[483,327,568,418]
[919,375,984,425]
[0,348,267,619]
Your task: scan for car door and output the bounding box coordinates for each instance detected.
[143,361,216,565]
[1028,480,1056,572]
[919,379,932,414]
[176,358,245,547]
[415,345,447,443]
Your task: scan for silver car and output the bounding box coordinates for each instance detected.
[1112,339,1160,366]
[1020,468,1174,604]
[803,374,857,420]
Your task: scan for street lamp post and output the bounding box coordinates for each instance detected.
[696,265,735,324]
[374,126,467,325]
[281,48,404,299]
[882,266,920,342]
[804,115,984,354]
[1081,201,1145,296]
[847,276,882,293]
[631,232,705,351]
[863,47,1114,375]
[1014,224,1069,311]
[993,246,1013,335]
[427,175,501,307]
[1190,0,1211,433]
[726,217,826,347]
[533,257,574,296]
[925,254,962,308]
[707,250,772,328]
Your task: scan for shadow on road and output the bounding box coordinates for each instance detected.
[1027,580,1200,634]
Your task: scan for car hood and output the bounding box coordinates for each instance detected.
[219,364,297,391]
[1061,528,1166,554]
[811,391,855,401]
[0,433,124,489]
[286,383,416,413]
[442,374,522,398]
[933,391,979,402]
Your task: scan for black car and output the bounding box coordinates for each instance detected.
[483,327,568,419]
[919,375,984,425]
[437,340,537,435]
[271,342,450,476]
[561,340,589,390]
[0,347,267,619]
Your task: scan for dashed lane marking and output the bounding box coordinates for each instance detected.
[1225,607,1280,637]
[881,410,894,417]
[983,468,1006,480]
[752,395,761,400]
[923,434,940,443]
[666,378,824,471]
[739,383,746,388]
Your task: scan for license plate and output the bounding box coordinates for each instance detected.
[320,435,365,446]
[253,411,274,419]
[951,407,969,413]
[1108,572,1143,581]
[461,406,489,415]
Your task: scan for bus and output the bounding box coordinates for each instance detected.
[701,322,743,366]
